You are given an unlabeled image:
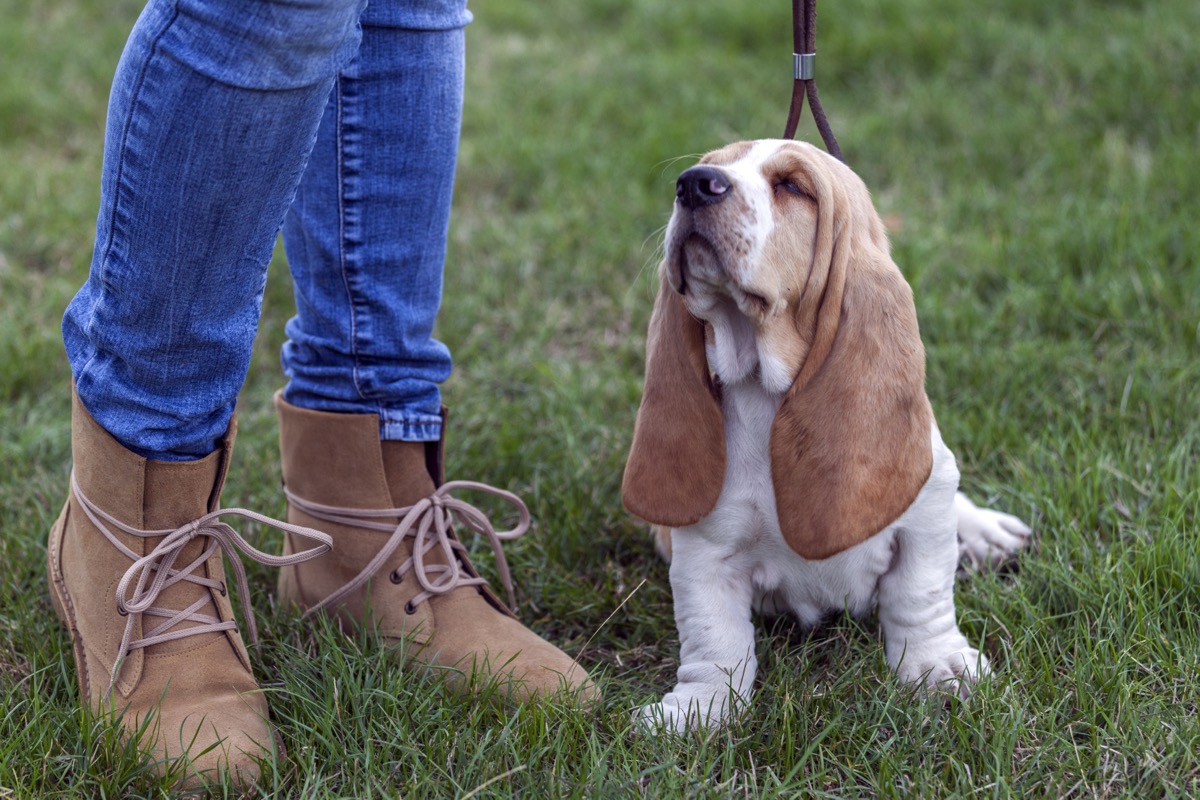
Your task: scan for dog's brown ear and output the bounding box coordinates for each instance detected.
[770,150,933,559]
[622,273,725,527]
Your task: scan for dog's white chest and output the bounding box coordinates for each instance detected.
[677,379,908,627]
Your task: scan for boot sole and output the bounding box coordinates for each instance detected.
[46,501,91,699]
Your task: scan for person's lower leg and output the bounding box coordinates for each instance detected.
[275,2,596,702]
[280,2,469,441]
[53,0,364,785]
[64,0,367,461]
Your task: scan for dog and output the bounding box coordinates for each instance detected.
[622,140,1031,732]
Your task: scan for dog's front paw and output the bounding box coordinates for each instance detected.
[896,644,991,699]
[636,683,737,734]
[955,493,1032,572]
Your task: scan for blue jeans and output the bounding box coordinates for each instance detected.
[62,0,470,461]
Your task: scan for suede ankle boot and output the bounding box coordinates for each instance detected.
[47,390,331,788]
[274,392,596,703]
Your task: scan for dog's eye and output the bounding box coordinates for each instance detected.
[773,179,809,198]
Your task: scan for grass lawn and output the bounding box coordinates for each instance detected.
[2,0,1199,796]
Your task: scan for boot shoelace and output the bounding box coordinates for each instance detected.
[69,472,334,697]
[283,480,530,616]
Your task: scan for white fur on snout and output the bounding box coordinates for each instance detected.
[714,142,778,290]
[665,149,777,306]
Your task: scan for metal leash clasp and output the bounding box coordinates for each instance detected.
[793,52,815,81]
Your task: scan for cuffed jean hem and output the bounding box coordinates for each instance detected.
[281,385,444,442]
[381,414,443,442]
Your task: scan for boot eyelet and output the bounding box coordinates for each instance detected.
[116,605,128,617]
[404,601,417,615]
[389,570,402,585]
[218,582,227,597]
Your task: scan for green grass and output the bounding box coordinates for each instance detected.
[2,0,1199,796]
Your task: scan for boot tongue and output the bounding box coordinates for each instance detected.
[381,440,437,506]
[381,442,516,615]
[138,454,226,654]
[381,441,454,571]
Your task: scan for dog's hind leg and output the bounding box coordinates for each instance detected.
[955,492,1032,572]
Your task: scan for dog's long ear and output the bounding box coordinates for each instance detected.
[770,151,933,559]
[622,273,725,526]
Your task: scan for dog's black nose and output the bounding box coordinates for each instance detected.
[676,166,731,209]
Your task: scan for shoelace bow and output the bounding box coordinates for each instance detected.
[284,480,531,616]
[69,472,333,697]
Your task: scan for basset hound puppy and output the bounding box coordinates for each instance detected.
[623,140,1031,732]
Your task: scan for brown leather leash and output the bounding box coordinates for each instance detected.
[783,0,844,162]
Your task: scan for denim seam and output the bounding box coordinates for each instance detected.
[332,73,368,405]
[97,8,179,275]
[83,5,182,384]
